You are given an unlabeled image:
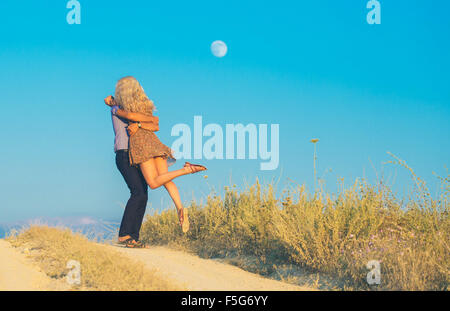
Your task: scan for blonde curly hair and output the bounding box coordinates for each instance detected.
[114,76,155,114]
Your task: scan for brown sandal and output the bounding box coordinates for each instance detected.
[125,239,149,249]
[184,162,207,173]
[117,237,133,245]
[131,240,149,248]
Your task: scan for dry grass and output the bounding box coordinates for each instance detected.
[140,157,449,291]
[8,226,182,291]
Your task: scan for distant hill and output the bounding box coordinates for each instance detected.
[0,216,120,241]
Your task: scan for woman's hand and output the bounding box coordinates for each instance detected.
[104,95,115,107]
[127,123,139,136]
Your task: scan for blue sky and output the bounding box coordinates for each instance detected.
[0,1,449,223]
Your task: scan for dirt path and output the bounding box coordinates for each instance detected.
[0,240,67,291]
[0,239,315,291]
[110,245,315,291]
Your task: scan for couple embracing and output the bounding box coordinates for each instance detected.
[105,76,206,248]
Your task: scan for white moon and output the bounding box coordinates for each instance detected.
[211,40,228,58]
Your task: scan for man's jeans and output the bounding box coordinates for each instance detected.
[115,150,148,241]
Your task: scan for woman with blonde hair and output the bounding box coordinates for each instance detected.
[105,76,206,240]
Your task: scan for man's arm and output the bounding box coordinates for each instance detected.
[105,95,158,124]
[137,121,159,132]
[127,121,159,136]
[115,109,159,124]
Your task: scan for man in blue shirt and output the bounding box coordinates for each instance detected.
[105,95,159,248]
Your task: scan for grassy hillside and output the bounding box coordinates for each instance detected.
[8,226,182,291]
[140,160,449,290]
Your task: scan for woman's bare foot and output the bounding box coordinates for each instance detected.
[177,208,184,227]
[176,208,189,233]
[184,162,207,174]
[181,208,189,233]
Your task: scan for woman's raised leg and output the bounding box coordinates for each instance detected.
[139,158,189,190]
[139,158,206,190]
[139,157,204,232]
[154,157,183,210]
[153,157,188,230]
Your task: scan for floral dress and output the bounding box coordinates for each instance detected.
[128,106,175,166]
